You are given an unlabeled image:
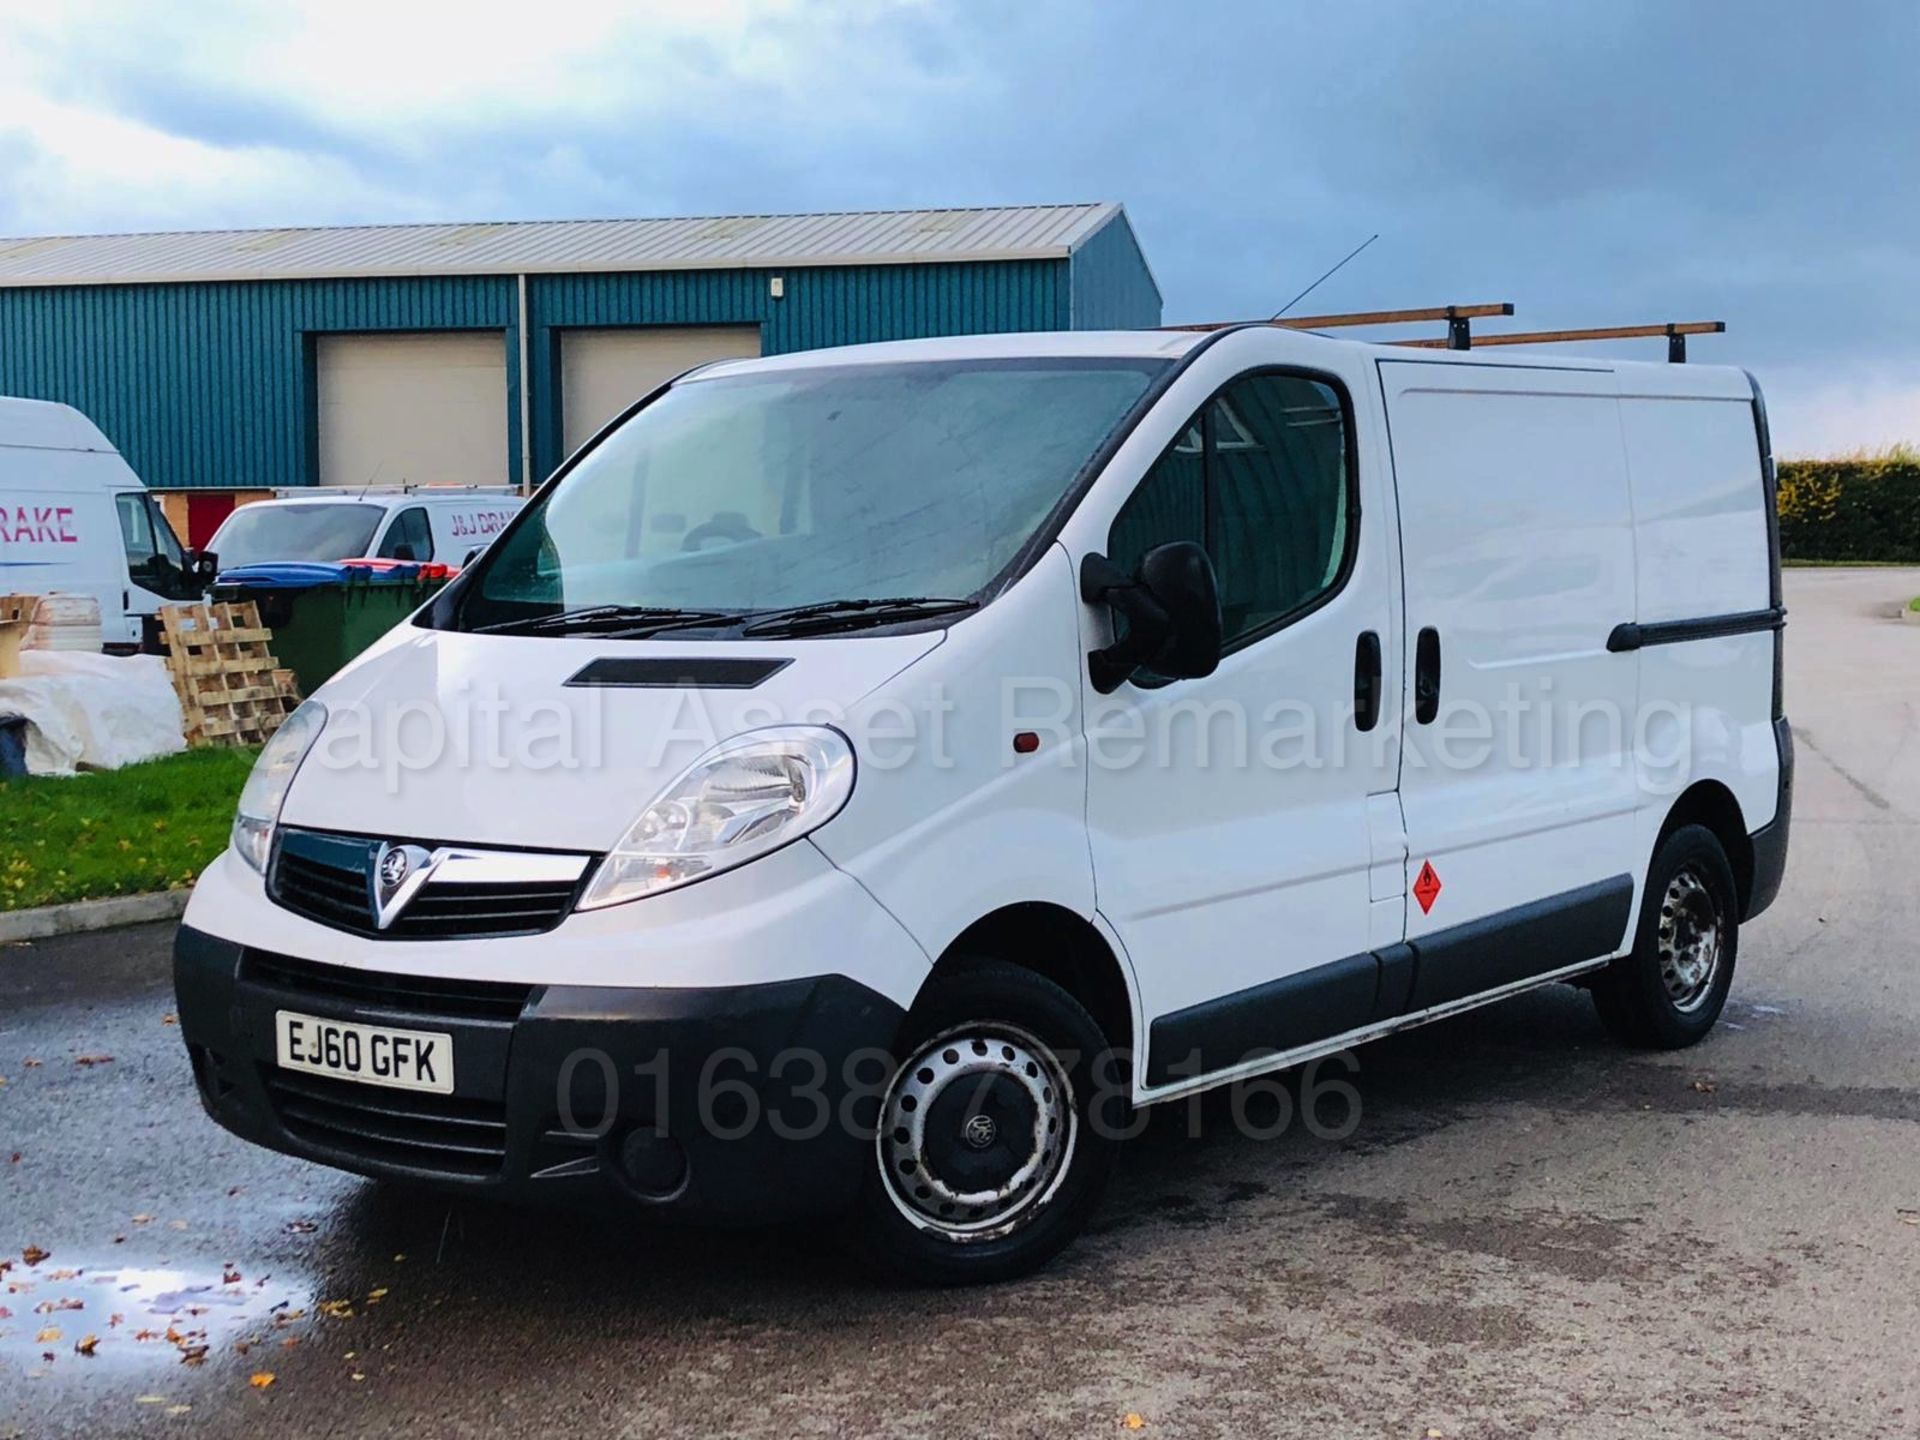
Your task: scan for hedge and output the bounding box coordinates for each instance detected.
[1776,460,1920,563]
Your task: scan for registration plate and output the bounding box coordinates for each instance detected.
[274,1011,454,1095]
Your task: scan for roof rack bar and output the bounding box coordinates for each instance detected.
[1394,320,1726,362]
[1162,303,1514,334]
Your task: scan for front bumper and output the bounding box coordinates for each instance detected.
[174,925,906,1223]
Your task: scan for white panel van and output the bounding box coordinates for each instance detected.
[0,397,207,648]
[206,489,523,573]
[173,328,1790,1283]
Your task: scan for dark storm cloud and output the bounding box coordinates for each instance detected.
[6,0,1917,444]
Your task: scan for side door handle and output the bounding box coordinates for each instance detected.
[1414,626,1441,724]
[1354,630,1382,732]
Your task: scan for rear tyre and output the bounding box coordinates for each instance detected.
[847,962,1123,1285]
[1591,824,1739,1049]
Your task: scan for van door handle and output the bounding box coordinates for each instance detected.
[1354,630,1382,732]
[1414,626,1441,724]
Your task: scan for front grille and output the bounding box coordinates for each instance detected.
[268,829,585,940]
[274,848,375,931]
[379,880,583,938]
[264,1070,508,1178]
[240,951,534,1022]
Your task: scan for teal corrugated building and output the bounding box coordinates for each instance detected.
[0,204,1160,541]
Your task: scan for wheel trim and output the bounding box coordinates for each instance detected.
[877,1022,1077,1243]
[1657,867,1724,1013]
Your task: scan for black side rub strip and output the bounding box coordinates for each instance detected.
[1607,606,1785,653]
[564,656,794,689]
[1144,873,1634,1086]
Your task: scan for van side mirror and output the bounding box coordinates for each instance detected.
[1080,541,1224,693]
[462,545,485,569]
[187,548,219,585]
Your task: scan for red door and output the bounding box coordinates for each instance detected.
[185,493,237,549]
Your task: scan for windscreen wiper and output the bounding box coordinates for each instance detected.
[737,596,979,639]
[473,605,741,637]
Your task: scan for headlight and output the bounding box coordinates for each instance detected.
[577,726,855,910]
[231,701,327,874]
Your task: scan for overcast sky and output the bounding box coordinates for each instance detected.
[1,0,1914,454]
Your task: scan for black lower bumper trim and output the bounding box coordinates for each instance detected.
[1745,715,1793,921]
[173,926,906,1223]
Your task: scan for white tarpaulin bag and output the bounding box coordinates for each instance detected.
[0,650,187,775]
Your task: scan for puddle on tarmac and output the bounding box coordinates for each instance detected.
[0,1257,316,1379]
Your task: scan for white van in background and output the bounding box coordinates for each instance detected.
[207,488,523,573]
[0,397,207,649]
[174,327,1790,1284]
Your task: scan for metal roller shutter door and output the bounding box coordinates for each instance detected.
[560,326,761,455]
[316,332,509,488]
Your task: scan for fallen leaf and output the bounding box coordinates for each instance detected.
[392,1254,406,1263]
[46,1268,78,1281]
[131,1214,154,1225]
[1691,1079,1717,1094]
[366,1288,388,1303]
[134,1396,167,1405]
[249,1372,275,1390]
[162,1014,178,1026]
[178,1345,209,1367]
[22,1058,41,1068]
[1122,1415,1146,1431]
[0,1307,9,1319]
[168,1220,188,1232]
[281,1336,300,1350]
[284,1219,318,1235]
[350,1372,366,1382]
[74,1334,100,1357]
[317,1299,355,1319]
[109,1313,124,1327]
[8,1153,19,1163]
[35,1327,61,1343]
[166,1406,191,1417]
[222,1269,242,1285]
[74,1054,114,1067]
[21,1246,48,1266]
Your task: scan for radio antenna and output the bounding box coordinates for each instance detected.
[1272,233,1379,320]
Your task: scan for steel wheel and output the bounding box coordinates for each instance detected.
[876,1022,1077,1243]
[1657,866,1725,1014]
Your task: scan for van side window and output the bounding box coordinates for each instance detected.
[378,507,434,561]
[116,493,201,600]
[1107,371,1351,649]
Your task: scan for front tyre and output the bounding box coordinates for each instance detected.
[1592,824,1740,1048]
[849,963,1122,1285]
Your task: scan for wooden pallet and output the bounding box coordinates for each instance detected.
[158,601,302,746]
[0,594,40,679]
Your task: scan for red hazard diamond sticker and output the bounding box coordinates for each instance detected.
[1413,860,1443,915]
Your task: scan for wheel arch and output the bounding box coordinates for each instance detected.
[1658,780,1755,912]
[918,902,1136,1057]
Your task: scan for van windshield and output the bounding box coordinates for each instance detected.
[212,503,385,570]
[455,358,1166,635]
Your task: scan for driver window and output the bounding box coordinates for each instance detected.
[117,493,157,563]
[118,493,200,599]
[1106,371,1352,651]
[378,507,433,560]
